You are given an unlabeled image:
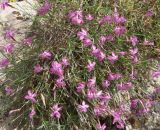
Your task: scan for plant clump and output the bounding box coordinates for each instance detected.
[0,0,160,130]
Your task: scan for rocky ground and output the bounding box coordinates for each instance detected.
[0,1,160,130]
[0,0,36,130]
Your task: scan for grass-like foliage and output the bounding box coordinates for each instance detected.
[0,0,160,130]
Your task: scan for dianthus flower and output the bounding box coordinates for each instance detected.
[114,26,126,35]
[131,99,139,109]
[107,52,118,64]
[76,82,85,93]
[106,34,114,42]
[91,45,106,61]
[99,35,107,46]
[85,14,94,21]
[155,87,160,93]
[78,101,89,113]
[77,28,88,41]
[87,88,102,100]
[39,51,52,60]
[145,10,154,17]
[87,77,96,88]
[25,90,37,103]
[144,39,154,46]
[129,48,138,56]
[5,86,14,95]
[60,57,69,67]
[108,73,122,80]
[99,93,111,102]
[29,108,36,119]
[99,15,113,25]
[55,77,66,88]
[50,61,64,77]
[68,10,84,25]
[34,64,43,73]
[23,37,33,45]
[0,58,9,67]
[94,103,107,116]
[130,35,138,46]
[0,1,9,9]
[86,61,96,72]
[50,104,62,119]
[113,13,126,24]
[117,82,133,91]
[102,80,110,88]
[83,38,93,47]
[37,0,52,16]
[112,111,125,129]
[96,123,106,130]
[3,43,14,54]
[4,30,14,39]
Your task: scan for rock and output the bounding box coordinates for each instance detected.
[0,0,37,129]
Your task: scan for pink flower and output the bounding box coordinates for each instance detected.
[51,104,62,119]
[86,61,96,72]
[112,112,121,124]
[23,37,33,45]
[117,82,133,91]
[94,103,106,116]
[55,77,66,88]
[132,56,138,64]
[99,36,107,46]
[87,88,102,100]
[144,39,154,46]
[107,52,118,64]
[113,13,126,24]
[102,80,110,88]
[78,101,89,112]
[4,30,14,39]
[155,87,160,93]
[116,120,125,129]
[37,0,52,16]
[129,48,138,56]
[99,15,113,25]
[68,10,84,25]
[99,93,111,102]
[76,82,85,93]
[85,14,94,21]
[98,51,106,61]
[0,1,9,9]
[0,58,9,67]
[34,64,43,73]
[96,123,106,130]
[29,108,36,119]
[106,34,114,42]
[77,28,88,41]
[91,46,106,61]
[108,73,122,80]
[3,43,14,54]
[25,90,37,103]
[112,112,125,129]
[118,51,126,56]
[50,61,64,77]
[130,36,138,46]
[131,99,139,109]
[60,57,69,67]
[87,77,96,88]
[5,86,14,95]
[39,51,52,60]
[152,71,160,78]
[145,10,154,17]
[83,38,93,47]
[114,26,126,35]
